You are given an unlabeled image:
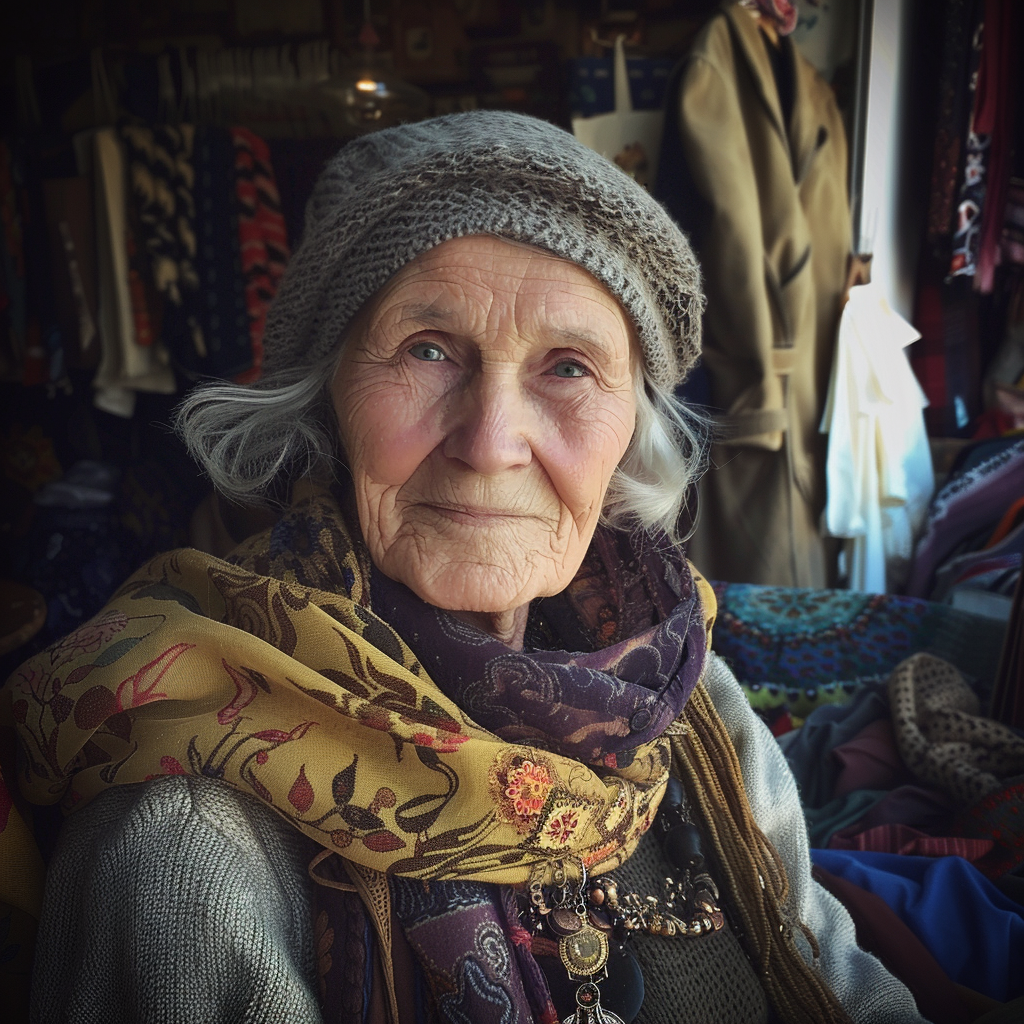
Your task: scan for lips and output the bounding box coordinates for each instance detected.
[420,503,531,522]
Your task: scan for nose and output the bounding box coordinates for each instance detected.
[441,371,533,475]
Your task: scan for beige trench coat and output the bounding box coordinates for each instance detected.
[658,2,851,587]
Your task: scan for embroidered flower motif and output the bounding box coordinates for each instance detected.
[545,809,579,846]
[489,750,559,834]
[504,759,552,817]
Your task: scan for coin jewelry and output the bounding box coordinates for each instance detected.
[519,778,724,1022]
[529,861,624,1024]
[593,777,726,940]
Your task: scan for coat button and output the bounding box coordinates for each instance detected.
[629,707,653,732]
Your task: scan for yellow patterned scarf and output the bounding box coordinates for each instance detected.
[6,485,715,887]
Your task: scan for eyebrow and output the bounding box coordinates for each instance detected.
[397,303,621,355]
[396,302,458,329]
[549,326,615,353]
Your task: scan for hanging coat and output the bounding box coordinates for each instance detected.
[656,1,852,587]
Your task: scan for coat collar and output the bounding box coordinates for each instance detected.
[720,1,825,183]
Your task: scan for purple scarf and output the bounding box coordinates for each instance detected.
[316,523,709,1023]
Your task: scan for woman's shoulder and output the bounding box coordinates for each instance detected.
[54,775,309,882]
[701,651,754,725]
[34,777,322,1023]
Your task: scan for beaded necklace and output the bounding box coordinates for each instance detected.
[520,777,725,1023]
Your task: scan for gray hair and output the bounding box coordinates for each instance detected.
[174,354,706,543]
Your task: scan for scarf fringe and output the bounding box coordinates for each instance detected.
[672,683,853,1024]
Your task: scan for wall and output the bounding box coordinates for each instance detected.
[858,0,926,319]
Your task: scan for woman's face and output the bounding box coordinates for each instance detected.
[331,235,636,616]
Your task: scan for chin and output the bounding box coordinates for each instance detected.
[400,563,541,615]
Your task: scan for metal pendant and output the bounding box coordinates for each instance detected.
[548,907,585,937]
[560,980,626,1024]
[558,925,610,978]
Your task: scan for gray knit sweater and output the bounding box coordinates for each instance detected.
[31,655,931,1024]
[31,772,321,1023]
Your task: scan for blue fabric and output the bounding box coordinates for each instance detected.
[811,849,1024,1001]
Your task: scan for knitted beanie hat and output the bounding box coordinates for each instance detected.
[261,110,704,390]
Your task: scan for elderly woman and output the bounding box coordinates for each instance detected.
[8,112,927,1024]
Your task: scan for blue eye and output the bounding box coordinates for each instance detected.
[409,342,447,362]
[552,360,587,378]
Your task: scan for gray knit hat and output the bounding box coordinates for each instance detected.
[261,110,704,390]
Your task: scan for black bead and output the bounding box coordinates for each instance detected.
[660,821,705,873]
[600,945,645,1022]
[664,775,686,810]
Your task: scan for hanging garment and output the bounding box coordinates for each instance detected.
[41,176,98,370]
[820,282,934,593]
[964,0,1018,293]
[230,126,289,384]
[119,123,205,369]
[91,128,175,417]
[925,0,982,252]
[17,137,67,386]
[656,1,852,587]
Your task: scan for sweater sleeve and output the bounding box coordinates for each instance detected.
[31,776,323,1024]
[701,653,932,1024]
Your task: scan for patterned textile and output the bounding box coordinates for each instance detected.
[710,582,1005,723]
[123,189,157,354]
[305,845,383,1024]
[743,676,884,726]
[948,1,988,280]
[230,127,289,385]
[390,878,551,1024]
[4,482,717,1022]
[950,776,1024,878]
[827,822,993,861]
[119,123,205,365]
[4,483,711,884]
[907,437,1024,598]
[888,653,1024,806]
[925,0,979,250]
[973,0,1019,293]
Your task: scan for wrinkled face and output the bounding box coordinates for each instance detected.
[331,235,637,615]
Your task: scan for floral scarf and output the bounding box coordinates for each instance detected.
[5,483,714,1021]
[7,485,713,888]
